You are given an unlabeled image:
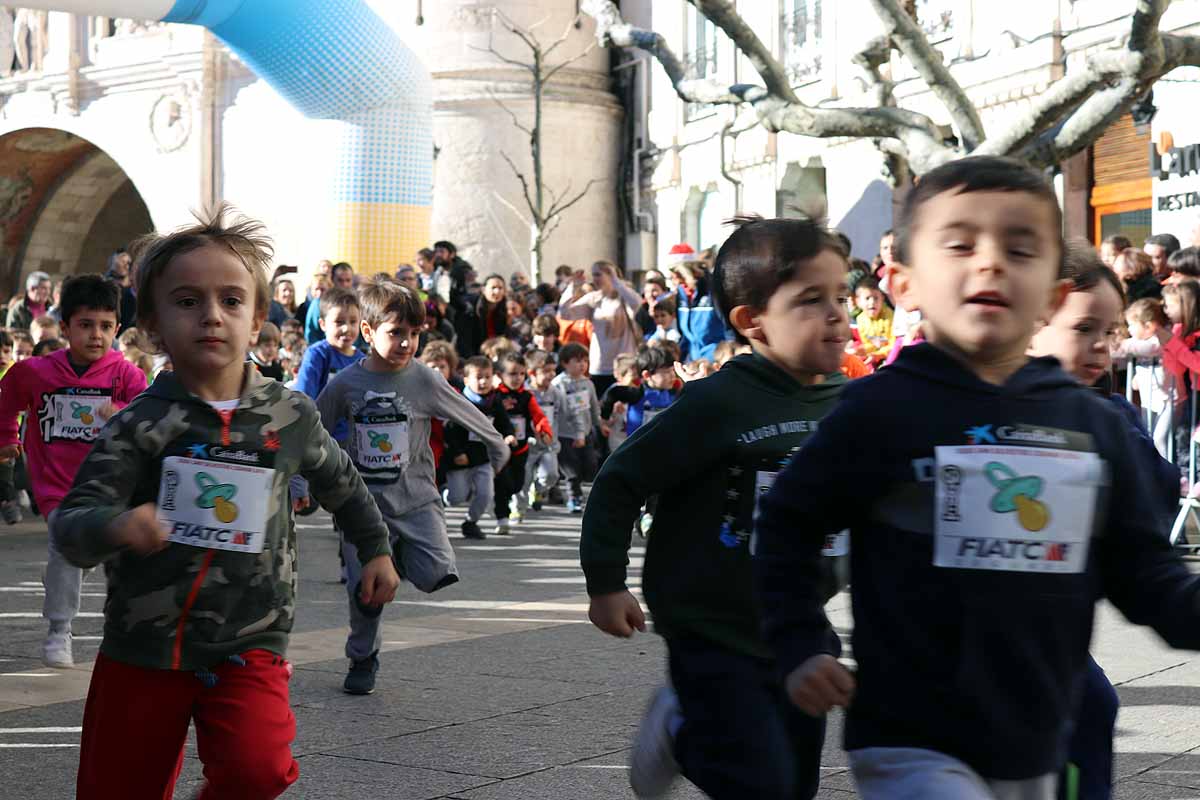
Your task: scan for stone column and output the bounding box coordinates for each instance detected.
[411,1,623,282]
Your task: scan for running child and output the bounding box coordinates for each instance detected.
[0,275,148,666]
[753,156,1200,800]
[444,355,516,538]
[581,215,852,799]
[552,342,602,513]
[317,279,507,694]
[494,351,553,528]
[599,344,680,439]
[522,349,565,511]
[50,206,399,799]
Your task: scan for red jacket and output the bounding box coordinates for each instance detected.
[1162,325,1200,391]
[496,384,552,456]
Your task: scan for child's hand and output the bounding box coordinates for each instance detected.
[0,444,21,463]
[784,654,856,716]
[674,361,704,383]
[539,432,554,446]
[454,454,469,466]
[572,437,586,449]
[95,401,118,422]
[292,495,311,513]
[359,554,400,606]
[108,502,171,555]
[588,590,646,637]
[504,435,517,447]
[599,422,611,438]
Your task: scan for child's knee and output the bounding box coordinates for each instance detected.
[201,751,297,799]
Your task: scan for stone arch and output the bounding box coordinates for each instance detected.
[22,149,152,282]
[0,127,152,295]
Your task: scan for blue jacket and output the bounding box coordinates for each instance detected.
[754,343,1200,781]
[296,340,365,440]
[675,279,729,362]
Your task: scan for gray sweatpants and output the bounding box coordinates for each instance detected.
[44,539,89,631]
[343,500,458,660]
[446,464,493,523]
[849,747,1056,800]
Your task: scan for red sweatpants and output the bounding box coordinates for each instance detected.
[77,650,299,800]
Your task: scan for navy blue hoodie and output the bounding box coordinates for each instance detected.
[754,343,1200,781]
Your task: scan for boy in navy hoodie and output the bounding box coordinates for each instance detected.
[753,156,1200,799]
[583,216,852,799]
[599,344,679,438]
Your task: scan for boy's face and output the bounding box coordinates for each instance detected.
[744,250,850,379]
[855,287,885,318]
[532,364,556,390]
[890,189,1064,372]
[64,307,119,365]
[15,341,32,361]
[564,356,587,378]
[150,245,263,375]
[257,340,279,363]
[465,366,493,395]
[500,362,527,391]
[533,332,557,350]
[424,357,451,381]
[364,319,419,369]
[643,365,676,390]
[320,305,361,354]
[652,308,675,329]
[1029,284,1122,386]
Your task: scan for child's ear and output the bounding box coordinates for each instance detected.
[317,316,327,332]
[729,305,765,343]
[1046,279,1072,318]
[360,319,373,344]
[888,264,919,313]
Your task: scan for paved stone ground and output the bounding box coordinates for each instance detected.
[0,500,1198,798]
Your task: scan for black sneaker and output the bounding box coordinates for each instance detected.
[531,499,543,511]
[461,520,486,540]
[343,651,379,695]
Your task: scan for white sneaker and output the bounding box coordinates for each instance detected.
[496,517,511,535]
[43,628,73,668]
[629,685,680,798]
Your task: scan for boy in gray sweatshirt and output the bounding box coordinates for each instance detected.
[522,350,566,511]
[317,281,508,695]
[551,342,604,513]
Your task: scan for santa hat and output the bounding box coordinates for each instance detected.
[665,243,697,266]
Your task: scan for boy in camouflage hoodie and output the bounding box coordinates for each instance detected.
[50,206,398,800]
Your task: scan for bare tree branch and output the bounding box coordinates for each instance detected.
[469,40,538,74]
[852,36,896,110]
[690,0,798,104]
[485,88,534,138]
[500,150,539,223]
[551,178,600,219]
[868,0,985,150]
[543,38,596,84]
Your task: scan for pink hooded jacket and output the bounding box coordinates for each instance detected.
[0,349,148,515]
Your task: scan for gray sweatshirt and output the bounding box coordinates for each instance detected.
[317,361,509,516]
[551,373,601,440]
[530,383,567,453]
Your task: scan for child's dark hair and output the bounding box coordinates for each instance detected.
[650,338,683,364]
[33,338,64,357]
[1061,241,1126,303]
[11,329,31,348]
[1165,280,1200,336]
[636,343,673,374]
[60,274,120,326]
[420,339,458,372]
[319,287,360,318]
[0,330,12,351]
[653,294,677,316]
[464,354,493,374]
[1103,234,1132,252]
[257,321,281,346]
[894,156,1064,275]
[525,349,554,371]
[1168,246,1200,279]
[712,214,849,344]
[855,276,881,294]
[559,342,588,365]
[1127,297,1168,326]
[532,313,559,337]
[134,203,272,331]
[359,278,425,328]
[498,350,526,372]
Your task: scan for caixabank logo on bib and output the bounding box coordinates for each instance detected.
[953,460,1071,564]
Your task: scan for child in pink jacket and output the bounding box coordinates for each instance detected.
[0,275,147,667]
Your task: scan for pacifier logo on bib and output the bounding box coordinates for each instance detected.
[194,472,239,524]
[368,431,392,452]
[985,461,1049,532]
[70,401,94,425]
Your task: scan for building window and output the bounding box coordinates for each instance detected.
[684,4,718,122]
[779,0,822,86]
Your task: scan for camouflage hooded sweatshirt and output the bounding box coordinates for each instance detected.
[51,365,390,671]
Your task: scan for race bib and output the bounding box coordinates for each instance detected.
[38,388,110,443]
[158,456,274,553]
[752,469,848,556]
[354,413,409,469]
[934,445,1102,574]
[512,417,527,440]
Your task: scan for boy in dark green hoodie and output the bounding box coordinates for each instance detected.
[580,216,853,799]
